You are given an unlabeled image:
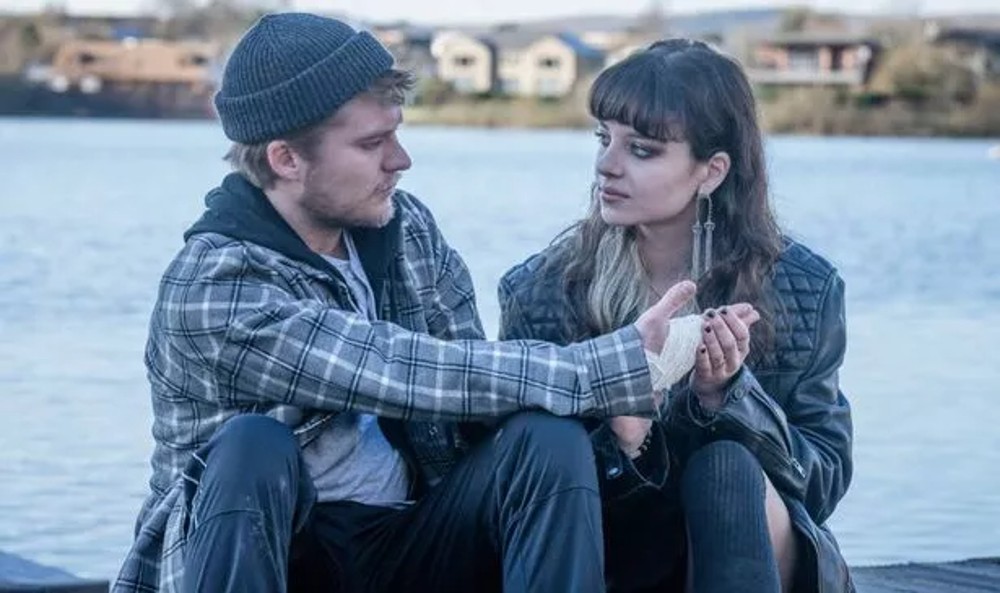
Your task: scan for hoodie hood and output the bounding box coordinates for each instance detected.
[185,173,401,286]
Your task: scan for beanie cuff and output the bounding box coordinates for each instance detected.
[215,30,394,144]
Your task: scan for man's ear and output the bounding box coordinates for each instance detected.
[266,140,306,183]
[700,151,731,195]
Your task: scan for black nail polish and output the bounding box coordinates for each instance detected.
[706,310,716,319]
[704,326,712,333]
[699,346,707,353]
[720,308,728,315]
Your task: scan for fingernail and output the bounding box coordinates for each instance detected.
[699,346,707,353]
[704,326,712,333]
[720,308,728,315]
[706,310,716,319]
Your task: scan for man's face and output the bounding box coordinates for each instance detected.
[294,94,412,230]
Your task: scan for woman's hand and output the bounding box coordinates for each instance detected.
[691,304,761,412]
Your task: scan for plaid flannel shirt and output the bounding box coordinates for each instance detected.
[112,178,655,592]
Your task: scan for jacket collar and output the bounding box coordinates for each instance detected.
[184,173,401,285]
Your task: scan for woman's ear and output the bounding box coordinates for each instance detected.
[700,151,731,195]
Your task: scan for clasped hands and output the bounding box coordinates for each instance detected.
[622,281,761,458]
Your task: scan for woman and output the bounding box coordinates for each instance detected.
[498,39,853,593]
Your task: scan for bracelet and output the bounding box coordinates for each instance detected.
[626,428,654,460]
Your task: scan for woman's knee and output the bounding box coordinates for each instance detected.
[681,440,764,501]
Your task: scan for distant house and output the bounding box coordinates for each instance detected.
[371,23,436,80]
[605,42,647,68]
[0,14,71,77]
[927,24,1000,82]
[0,20,29,76]
[747,33,879,87]
[432,27,603,98]
[489,27,544,96]
[432,31,495,94]
[495,30,604,98]
[48,38,219,90]
[44,38,220,115]
[53,13,159,41]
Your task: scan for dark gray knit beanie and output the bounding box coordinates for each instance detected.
[214,13,394,144]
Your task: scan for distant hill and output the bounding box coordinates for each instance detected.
[371,7,1000,42]
[406,9,788,37]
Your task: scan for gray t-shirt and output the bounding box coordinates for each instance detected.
[300,232,411,505]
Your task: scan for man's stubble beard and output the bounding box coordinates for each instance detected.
[305,190,396,232]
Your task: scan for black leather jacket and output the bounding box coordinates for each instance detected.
[498,238,854,593]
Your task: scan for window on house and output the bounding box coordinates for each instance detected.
[183,54,209,67]
[453,77,476,92]
[830,48,844,71]
[454,55,475,67]
[788,49,819,71]
[538,57,561,69]
[500,78,519,94]
[537,78,562,96]
[78,52,97,65]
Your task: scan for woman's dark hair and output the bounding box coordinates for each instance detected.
[558,39,783,359]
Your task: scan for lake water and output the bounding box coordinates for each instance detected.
[1,118,998,580]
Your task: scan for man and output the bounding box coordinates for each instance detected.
[112,13,701,593]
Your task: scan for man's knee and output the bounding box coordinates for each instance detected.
[494,412,595,482]
[206,414,300,479]
[189,414,307,522]
[497,411,589,452]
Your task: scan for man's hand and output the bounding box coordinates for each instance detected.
[615,281,697,458]
[610,415,654,459]
[634,280,697,353]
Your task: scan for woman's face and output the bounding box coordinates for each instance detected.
[593,119,706,228]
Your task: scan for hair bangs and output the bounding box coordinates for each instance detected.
[588,54,686,143]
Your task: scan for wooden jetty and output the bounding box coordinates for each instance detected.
[852,557,1000,592]
[2,549,999,592]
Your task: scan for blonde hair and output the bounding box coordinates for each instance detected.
[586,225,649,333]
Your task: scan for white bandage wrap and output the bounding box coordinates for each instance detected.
[645,314,704,392]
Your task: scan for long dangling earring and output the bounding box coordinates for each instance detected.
[691,189,715,279]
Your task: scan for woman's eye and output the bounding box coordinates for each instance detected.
[630,143,654,158]
[594,130,610,146]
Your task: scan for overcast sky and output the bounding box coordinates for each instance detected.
[3,0,998,24]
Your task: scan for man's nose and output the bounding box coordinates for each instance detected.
[387,136,412,172]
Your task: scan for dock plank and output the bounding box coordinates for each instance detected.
[854,557,1000,592]
[4,549,1000,592]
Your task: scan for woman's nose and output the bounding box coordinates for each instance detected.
[596,147,623,179]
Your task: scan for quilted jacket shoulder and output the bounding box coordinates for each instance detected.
[765,239,838,371]
[498,237,839,354]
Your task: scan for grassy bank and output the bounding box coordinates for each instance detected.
[405,85,1000,137]
[758,85,1000,137]
[405,98,591,129]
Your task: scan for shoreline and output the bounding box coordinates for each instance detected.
[0,109,998,140]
